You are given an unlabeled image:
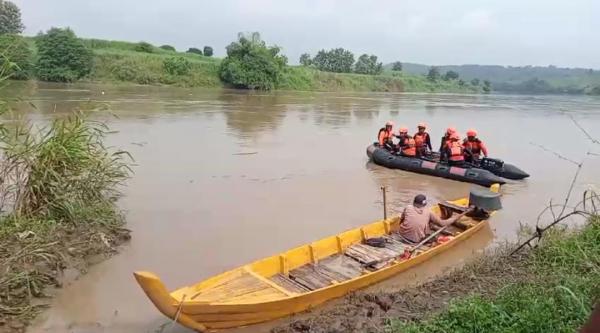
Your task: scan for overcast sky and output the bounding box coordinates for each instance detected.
[13,0,600,68]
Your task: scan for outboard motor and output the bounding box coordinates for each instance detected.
[468,187,502,220]
[480,157,504,172]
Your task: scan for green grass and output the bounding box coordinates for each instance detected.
[390,216,600,333]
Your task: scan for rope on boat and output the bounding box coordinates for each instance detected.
[169,294,187,332]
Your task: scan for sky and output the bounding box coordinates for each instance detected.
[13,0,600,68]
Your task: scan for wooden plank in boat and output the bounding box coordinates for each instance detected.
[289,265,334,291]
[381,235,407,254]
[269,274,311,294]
[319,254,364,280]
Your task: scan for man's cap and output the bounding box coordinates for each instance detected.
[414,194,427,206]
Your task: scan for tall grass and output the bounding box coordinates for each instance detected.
[390,216,600,333]
[0,46,133,324]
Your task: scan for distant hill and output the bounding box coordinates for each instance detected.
[386,63,600,94]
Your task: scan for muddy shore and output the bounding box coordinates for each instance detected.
[271,248,532,333]
[0,221,130,333]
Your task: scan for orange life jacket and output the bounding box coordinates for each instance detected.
[414,132,428,148]
[378,128,393,145]
[463,138,484,158]
[402,137,417,156]
[449,141,464,161]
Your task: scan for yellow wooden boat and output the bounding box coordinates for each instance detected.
[134,185,500,332]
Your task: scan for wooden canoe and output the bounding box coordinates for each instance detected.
[134,185,500,332]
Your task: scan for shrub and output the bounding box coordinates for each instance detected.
[312,48,354,73]
[159,44,176,51]
[203,46,213,57]
[163,56,191,76]
[134,41,154,53]
[392,61,403,71]
[219,32,287,90]
[186,47,202,55]
[299,53,312,66]
[0,0,24,34]
[0,34,33,80]
[35,28,93,82]
[427,66,441,82]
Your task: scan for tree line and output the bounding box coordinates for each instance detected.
[0,0,213,82]
[425,66,491,93]
[299,49,384,75]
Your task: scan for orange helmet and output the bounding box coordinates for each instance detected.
[417,122,427,129]
[446,127,456,135]
[385,121,394,127]
[466,129,477,137]
[399,127,408,134]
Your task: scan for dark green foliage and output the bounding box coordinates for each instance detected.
[471,78,480,86]
[354,54,383,75]
[458,79,465,86]
[391,217,600,333]
[159,44,176,51]
[219,32,287,90]
[35,28,93,82]
[186,47,202,55]
[299,53,312,66]
[312,48,354,73]
[483,80,492,93]
[427,66,440,81]
[134,41,154,53]
[0,34,33,79]
[203,46,213,57]
[392,61,403,71]
[443,70,459,81]
[163,56,191,76]
[0,0,24,34]
[590,86,600,95]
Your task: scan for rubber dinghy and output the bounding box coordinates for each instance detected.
[367,144,507,187]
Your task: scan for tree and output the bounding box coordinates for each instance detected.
[218,32,287,90]
[471,78,480,86]
[35,28,93,82]
[312,48,354,73]
[0,0,24,34]
[427,66,441,82]
[483,80,492,93]
[0,34,33,79]
[134,41,154,53]
[299,53,312,66]
[159,45,176,51]
[392,61,403,71]
[187,47,202,55]
[354,54,383,75]
[443,70,459,81]
[203,46,213,57]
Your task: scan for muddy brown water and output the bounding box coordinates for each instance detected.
[3,81,599,333]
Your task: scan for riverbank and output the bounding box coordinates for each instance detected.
[0,113,132,333]
[91,48,479,93]
[272,215,599,333]
[18,37,479,94]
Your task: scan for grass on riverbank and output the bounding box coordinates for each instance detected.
[391,216,600,333]
[22,36,480,93]
[0,111,132,332]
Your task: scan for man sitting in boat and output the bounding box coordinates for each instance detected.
[396,194,468,243]
[396,127,417,157]
[463,129,488,163]
[377,121,395,151]
[414,123,432,156]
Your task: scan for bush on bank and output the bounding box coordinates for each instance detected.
[0,34,33,80]
[35,27,93,82]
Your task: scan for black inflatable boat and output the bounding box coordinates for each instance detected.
[367,144,528,187]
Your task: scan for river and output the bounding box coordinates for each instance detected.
[4,81,599,333]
